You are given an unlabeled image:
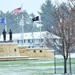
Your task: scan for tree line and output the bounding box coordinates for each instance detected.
[0,0,55,35]
[0,0,74,73]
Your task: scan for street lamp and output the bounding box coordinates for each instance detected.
[54,50,56,74]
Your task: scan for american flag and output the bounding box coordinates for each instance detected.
[13,7,21,13]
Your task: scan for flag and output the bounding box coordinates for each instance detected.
[32,16,39,22]
[13,7,21,13]
[0,18,5,24]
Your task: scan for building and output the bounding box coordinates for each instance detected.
[0,43,54,60]
[0,31,60,48]
[0,31,60,60]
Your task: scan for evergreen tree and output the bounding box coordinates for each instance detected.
[0,10,38,33]
[39,0,55,31]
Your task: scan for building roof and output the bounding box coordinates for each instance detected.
[0,31,59,41]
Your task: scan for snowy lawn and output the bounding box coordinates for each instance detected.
[0,58,74,75]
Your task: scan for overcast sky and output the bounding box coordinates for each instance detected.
[0,0,67,15]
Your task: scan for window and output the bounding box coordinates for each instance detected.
[22,40,23,43]
[31,39,33,43]
[28,39,33,43]
[28,39,30,43]
[28,46,30,48]
[41,39,43,42]
[24,39,26,43]
[17,40,19,43]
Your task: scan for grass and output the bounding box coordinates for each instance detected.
[0,58,74,75]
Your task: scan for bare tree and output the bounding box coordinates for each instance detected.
[45,0,75,73]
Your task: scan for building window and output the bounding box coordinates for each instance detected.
[32,39,33,42]
[40,50,42,53]
[28,39,30,43]
[28,46,30,48]
[30,39,33,43]
[28,39,33,43]
[24,39,26,43]
[17,40,19,43]
[22,40,23,43]
[41,39,43,42]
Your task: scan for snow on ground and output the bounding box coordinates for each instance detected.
[55,53,75,58]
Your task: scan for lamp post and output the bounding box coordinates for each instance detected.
[54,50,56,74]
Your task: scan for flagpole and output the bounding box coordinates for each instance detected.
[40,24,41,48]
[32,21,35,48]
[32,16,39,48]
[21,14,24,44]
[21,4,24,45]
[5,15,7,32]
